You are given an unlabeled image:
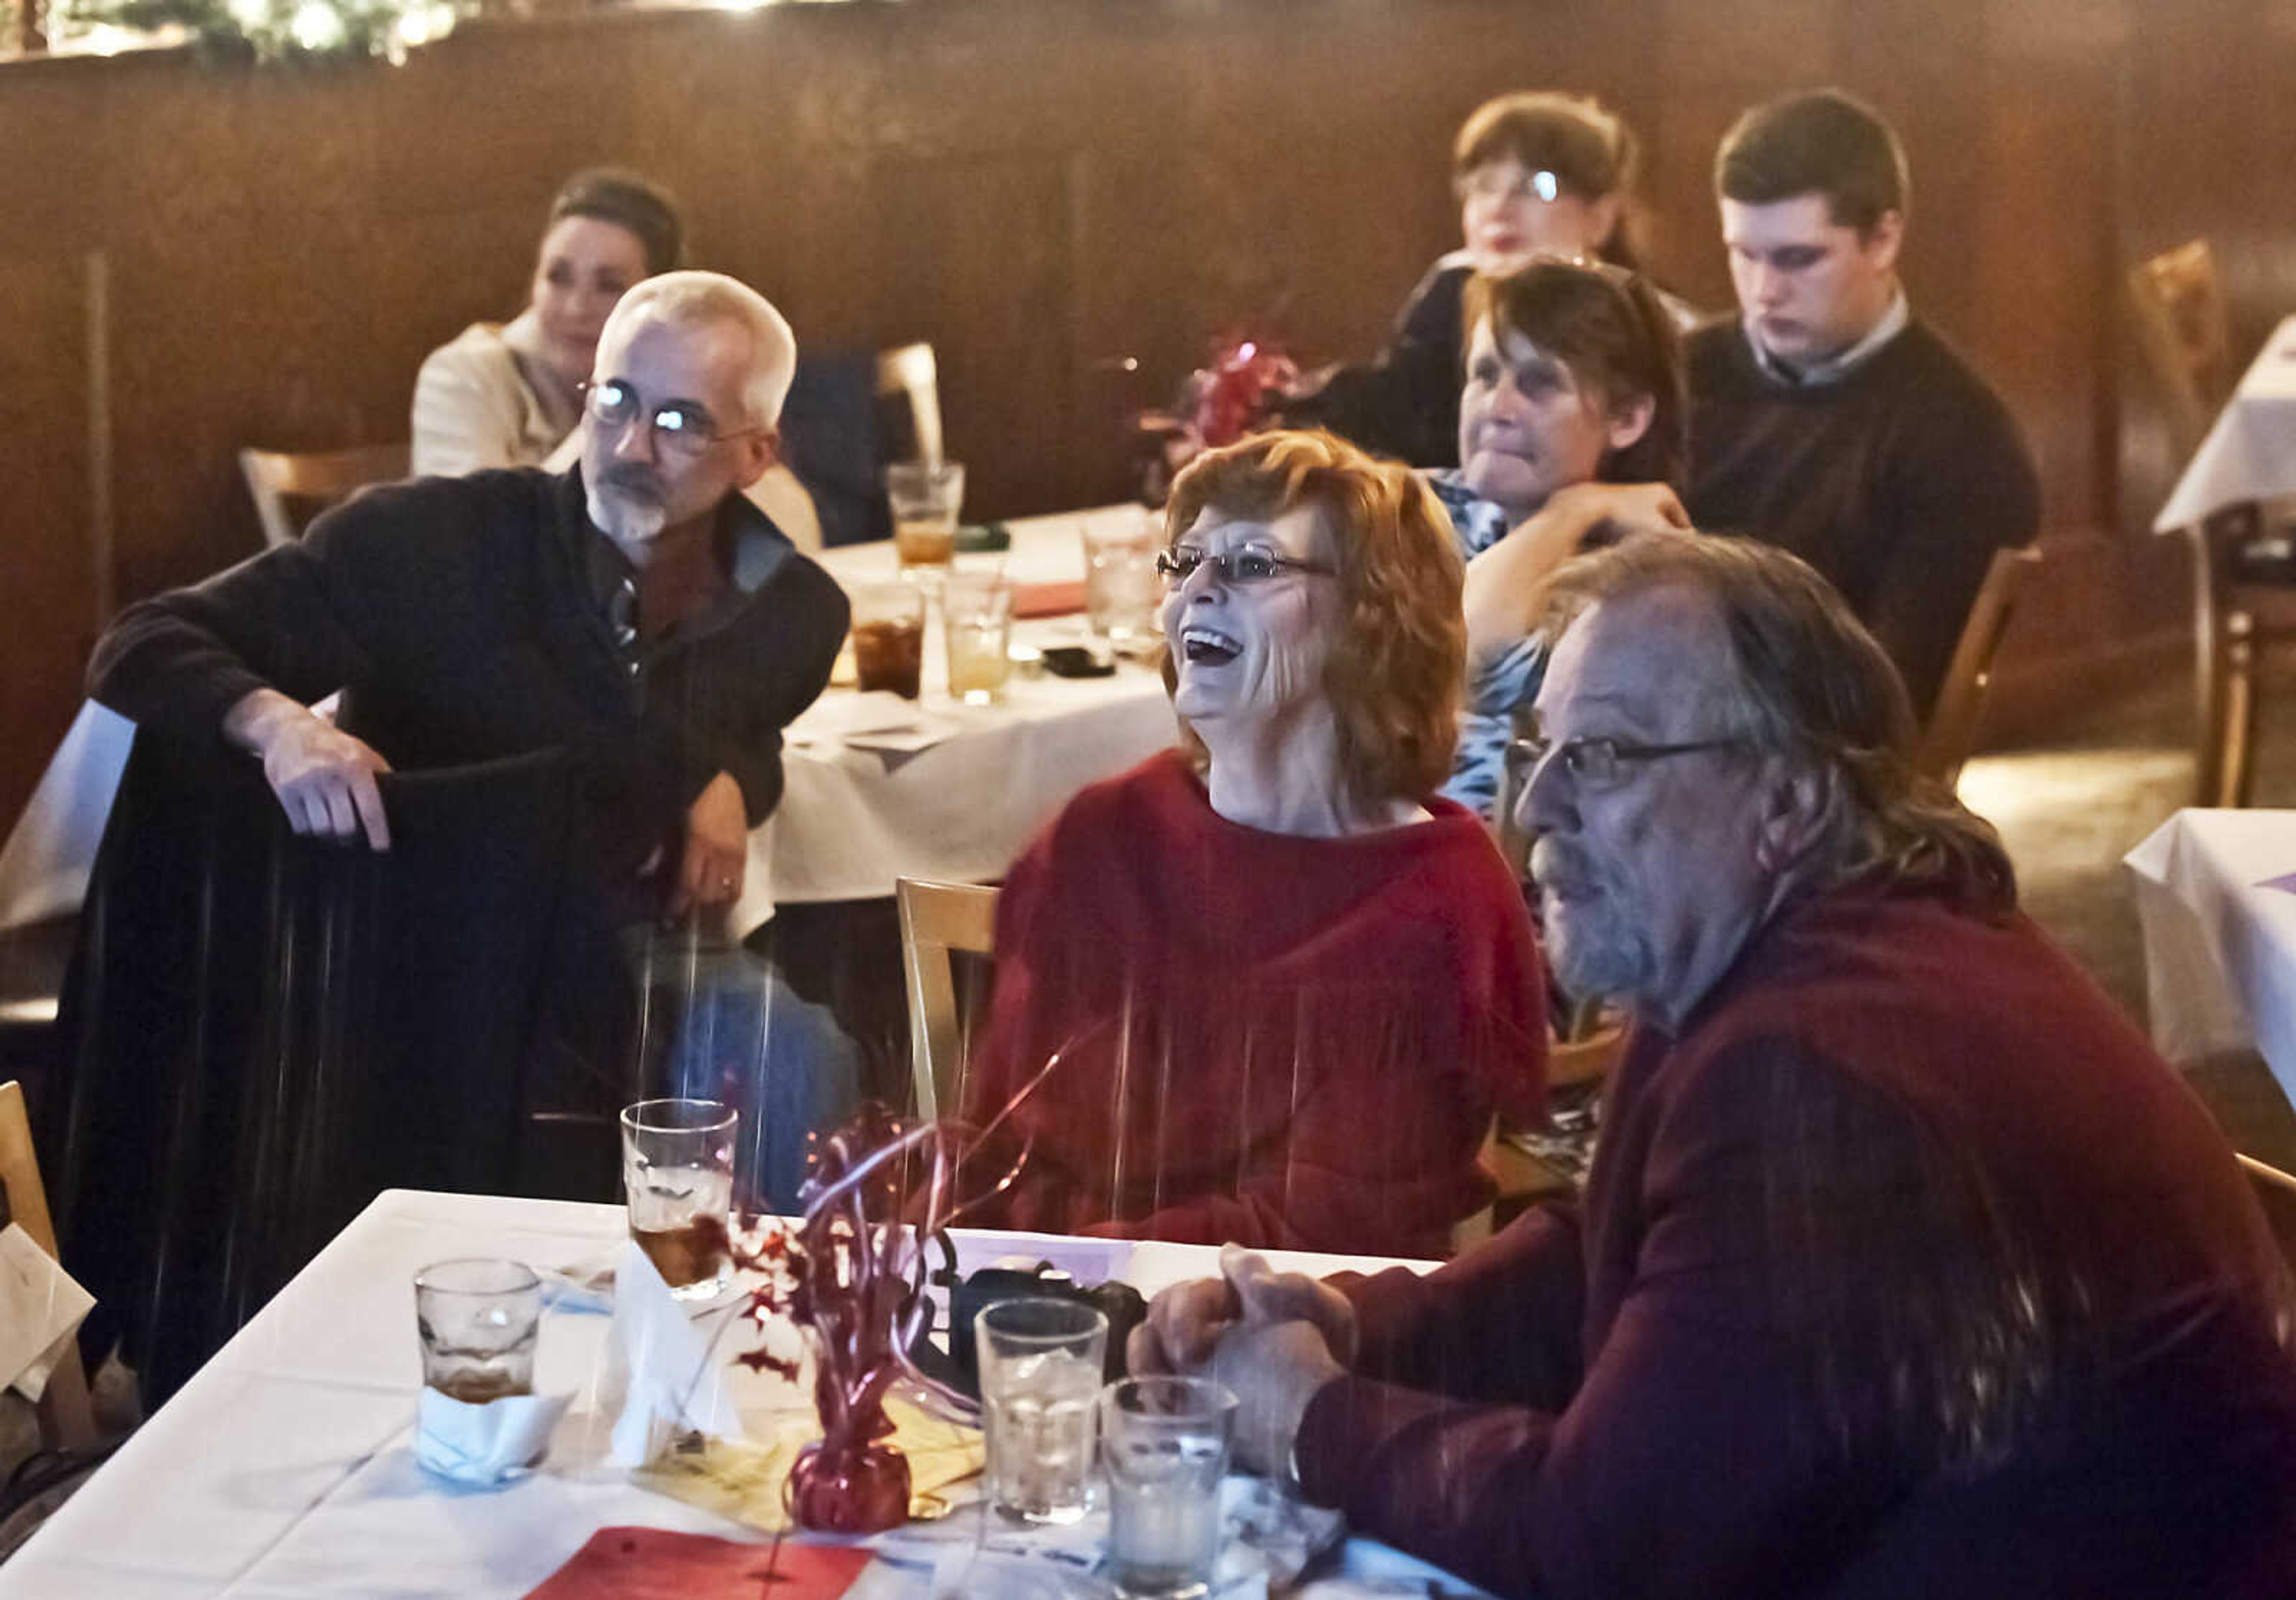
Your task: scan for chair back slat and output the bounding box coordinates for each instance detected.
[1917,545,2044,790]
[0,1079,98,1449]
[896,877,998,1122]
[239,444,411,548]
[875,343,945,471]
[2127,239,2235,461]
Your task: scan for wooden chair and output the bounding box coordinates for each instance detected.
[237,443,410,548]
[1914,545,2045,790]
[2128,240,2296,807]
[2127,239,2236,462]
[896,877,999,1122]
[875,344,946,471]
[0,1080,97,1451]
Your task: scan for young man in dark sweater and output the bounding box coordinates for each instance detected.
[1686,88,2040,718]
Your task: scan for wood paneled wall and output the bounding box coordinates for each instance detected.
[3,0,2293,825]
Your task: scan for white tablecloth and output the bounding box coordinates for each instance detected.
[2154,314,2296,532]
[0,506,1176,936]
[0,1189,1485,1599]
[2125,807,2296,1106]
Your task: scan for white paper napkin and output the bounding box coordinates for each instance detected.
[0,1222,94,1402]
[413,1387,571,1485]
[607,1240,746,1466]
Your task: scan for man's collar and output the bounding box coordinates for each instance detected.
[1744,287,1909,387]
[563,466,793,644]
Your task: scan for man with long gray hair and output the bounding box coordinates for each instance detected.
[1132,533,2296,1598]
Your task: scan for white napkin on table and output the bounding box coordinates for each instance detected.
[0,1222,93,1403]
[413,1387,570,1485]
[606,1240,745,1467]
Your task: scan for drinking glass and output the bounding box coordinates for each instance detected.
[1082,515,1161,653]
[976,1298,1107,1525]
[1100,1376,1237,1600]
[942,570,1014,705]
[414,1258,541,1404]
[619,1098,738,1300]
[887,460,966,575]
[849,582,927,699]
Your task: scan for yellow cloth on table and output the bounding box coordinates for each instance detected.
[634,1397,985,1534]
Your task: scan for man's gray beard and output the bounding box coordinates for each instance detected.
[585,483,667,560]
[1541,899,1650,1007]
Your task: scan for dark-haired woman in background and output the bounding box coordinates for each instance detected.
[412,167,683,478]
[1435,258,1692,819]
[1287,91,1681,469]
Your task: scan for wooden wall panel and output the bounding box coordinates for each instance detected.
[4,0,2296,820]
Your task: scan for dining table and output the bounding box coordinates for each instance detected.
[2152,313,2296,535]
[2126,806,2296,1109]
[0,1188,1494,1599]
[0,505,1178,939]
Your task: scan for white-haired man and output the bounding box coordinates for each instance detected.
[93,270,844,913]
[1131,535,2296,1599]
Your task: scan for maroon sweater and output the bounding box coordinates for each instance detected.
[1298,883,2296,1599]
[959,750,1547,1259]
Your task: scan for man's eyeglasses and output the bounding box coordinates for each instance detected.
[1504,732,1741,789]
[1154,545,1336,586]
[582,380,761,459]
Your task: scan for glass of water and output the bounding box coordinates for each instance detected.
[1100,1376,1236,1599]
[414,1257,541,1404]
[1082,514,1161,654]
[976,1297,1108,1525]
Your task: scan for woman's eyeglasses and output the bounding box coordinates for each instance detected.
[1155,545,1336,586]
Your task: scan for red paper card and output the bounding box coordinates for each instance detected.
[1013,579,1086,619]
[523,1527,874,1599]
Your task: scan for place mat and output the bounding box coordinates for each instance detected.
[522,1526,872,1599]
[634,1395,985,1534]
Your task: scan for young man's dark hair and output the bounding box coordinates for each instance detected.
[1714,88,1909,236]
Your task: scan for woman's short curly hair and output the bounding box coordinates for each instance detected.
[1162,429,1465,808]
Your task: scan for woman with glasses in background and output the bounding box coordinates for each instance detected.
[956,430,1547,1259]
[1286,91,1686,469]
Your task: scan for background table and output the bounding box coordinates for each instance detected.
[0,1189,1489,1599]
[0,505,1177,938]
[2126,807,2296,1106]
[2153,314,2296,533]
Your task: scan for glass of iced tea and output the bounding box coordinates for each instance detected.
[619,1098,738,1301]
[942,570,1014,705]
[414,1258,541,1404]
[886,460,966,575]
[850,582,927,698]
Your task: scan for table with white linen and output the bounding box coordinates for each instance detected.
[0,505,1176,938]
[2125,807,2296,1107]
[0,1189,1488,1599]
[2152,314,2296,533]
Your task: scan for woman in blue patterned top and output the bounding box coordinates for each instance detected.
[1433,259,1692,818]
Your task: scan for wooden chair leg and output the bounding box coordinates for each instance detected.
[2191,524,2230,808]
[33,1340,97,1452]
[2222,610,2260,809]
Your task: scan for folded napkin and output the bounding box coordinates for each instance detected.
[1013,578,1086,618]
[522,1526,872,1600]
[0,1223,93,1402]
[415,1387,572,1485]
[608,1241,746,1467]
[636,1394,985,1534]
